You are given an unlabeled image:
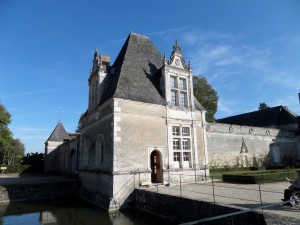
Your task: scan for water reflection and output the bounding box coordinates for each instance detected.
[0,199,173,225]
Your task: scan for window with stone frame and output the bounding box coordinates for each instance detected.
[182,127,190,136]
[173,152,180,161]
[179,92,187,107]
[172,126,180,136]
[182,139,190,150]
[169,75,188,108]
[170,76,176,88]
[171,91,177,106]
[173,138,180,150]
[183,152,189,161]
[172,126,192,168]
[179,78,186,90]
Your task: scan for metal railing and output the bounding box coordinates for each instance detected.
[179,197,300,225]
[144,174,300,217]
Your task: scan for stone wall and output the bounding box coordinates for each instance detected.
[206,123,298,167]
[135,189,266,224]
[0,181,79,203]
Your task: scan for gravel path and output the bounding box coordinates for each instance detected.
[141,181,300,225]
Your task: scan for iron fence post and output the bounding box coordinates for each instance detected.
[180,174,182,197]
[258,183,263,213]
[212,176,216,203]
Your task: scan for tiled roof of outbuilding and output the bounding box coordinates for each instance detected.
[217,106,298,127]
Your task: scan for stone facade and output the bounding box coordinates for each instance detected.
[45,33,208,211]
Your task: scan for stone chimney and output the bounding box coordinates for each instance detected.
[100,55,110,73]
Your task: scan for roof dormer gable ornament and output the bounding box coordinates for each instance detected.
[168,40,188,70]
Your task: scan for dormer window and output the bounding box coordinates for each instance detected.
[163,41,194,109]
[179,78,186,90]
[170,76,176,88]
[169,76,189,108]
[171,91,177,106]
[179,92,187,107]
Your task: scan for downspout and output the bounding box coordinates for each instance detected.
[166,105,170,183]
[201,110,208,179]
[187,63,197,180]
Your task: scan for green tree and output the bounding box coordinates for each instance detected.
[258,102,269,110]
[0,103,13,163]
[0,103,25,164]
[4,138,25,165]
[193,76,218,122]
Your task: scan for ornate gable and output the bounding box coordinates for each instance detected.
[167,41,189,70]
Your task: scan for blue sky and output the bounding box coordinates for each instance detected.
[1,0,300,153]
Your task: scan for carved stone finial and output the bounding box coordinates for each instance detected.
[94,48,99,59]
[188,60,192,71]
[163,52,166,64]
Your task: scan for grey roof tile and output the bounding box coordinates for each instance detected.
[46,122,70,142]
[101,32,167,105]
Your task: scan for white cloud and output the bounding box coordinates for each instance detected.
[182,30,239,45]
[17,127,51,132]
[1,85,85,99]
[262,71,300,90]
[145,27,189,36]
[216,98,242,118]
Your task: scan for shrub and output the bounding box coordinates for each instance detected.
[222,169,298,184]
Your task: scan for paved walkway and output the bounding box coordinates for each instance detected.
[141,180,300,225]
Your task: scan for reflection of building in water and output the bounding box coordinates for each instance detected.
[0,203,8,218]
[40,211,57,225]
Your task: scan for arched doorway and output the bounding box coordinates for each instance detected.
[150,150,163,183]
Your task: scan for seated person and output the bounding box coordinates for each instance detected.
[283,170,300,205]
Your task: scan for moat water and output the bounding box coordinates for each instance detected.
[0,198,173,225]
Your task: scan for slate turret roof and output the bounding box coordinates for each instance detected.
[217,105,298,127]
[46,122,70,142]
[101,32,167,106]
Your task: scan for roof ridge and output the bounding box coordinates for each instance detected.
[46,122,69,142]
[130,31,150,39]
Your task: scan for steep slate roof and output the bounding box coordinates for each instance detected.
[217,105,298,127]
[101,32,167,106]
[194,97,206,111]
[46,122,70,142]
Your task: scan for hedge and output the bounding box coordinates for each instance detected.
[222,169,298,184]
[210,167,264,174]
[0,164,30,174]
[0,162,44,174]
